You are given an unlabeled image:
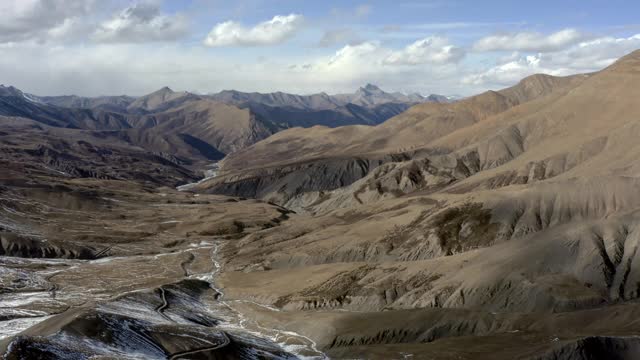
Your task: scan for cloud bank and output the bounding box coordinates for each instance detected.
[465,34,640,86]
[0,1,638,98]
[473,29,587,52]
[0,0,95,43]
[93,1,188,43]
[203,14,304,47]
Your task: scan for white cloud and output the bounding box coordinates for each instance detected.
[310,36,463,74]
[384,36,465,65]
[287,40,464,94]
[462,54,552,86]
[473,29,587,52]
[0,0,95,43]
[554,34,640,70]
[47,18,80,40]
[326,41,384,68]
[203,14,303,47]
[92,0,188,43]
[464,33,640,87]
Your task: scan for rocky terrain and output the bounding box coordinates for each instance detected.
[0,153,321,358]
[186,50,640,358]
[3,50,640,359]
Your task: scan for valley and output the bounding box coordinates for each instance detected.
[3,47,640,360]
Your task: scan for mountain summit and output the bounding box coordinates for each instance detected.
[359,83,385,94]
[333,83,449,107]
[0,85,24,97]
[127,86,199,113]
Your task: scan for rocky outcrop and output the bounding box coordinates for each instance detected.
[199,154,412,204]
[531,336,640,360]
[0,232,95,259]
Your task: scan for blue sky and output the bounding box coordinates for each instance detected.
[166,0,638,30]
[161,0,640,49]
[1,0,639,96]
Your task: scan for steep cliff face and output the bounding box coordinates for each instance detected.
[199,154,412,203]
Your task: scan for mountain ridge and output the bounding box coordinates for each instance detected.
[0,83,451,160]
[215,71,588,174]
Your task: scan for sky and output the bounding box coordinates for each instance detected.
[1,0,640,97]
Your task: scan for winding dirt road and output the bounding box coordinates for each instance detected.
[155,285,232,359]
[168,332,231,360]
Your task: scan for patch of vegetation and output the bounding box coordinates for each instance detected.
[429,203,499,256]
[199,220,246,236]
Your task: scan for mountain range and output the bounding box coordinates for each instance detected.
[5,50,640,359]
[0,83,449,167]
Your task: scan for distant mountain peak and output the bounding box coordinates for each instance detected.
[0,84,24,97]
[424,94,450,103]
[356,84,386,97]
[363,83,381,91]
[157,86,174,93]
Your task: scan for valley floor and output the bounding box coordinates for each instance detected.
[2,173,640,359]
